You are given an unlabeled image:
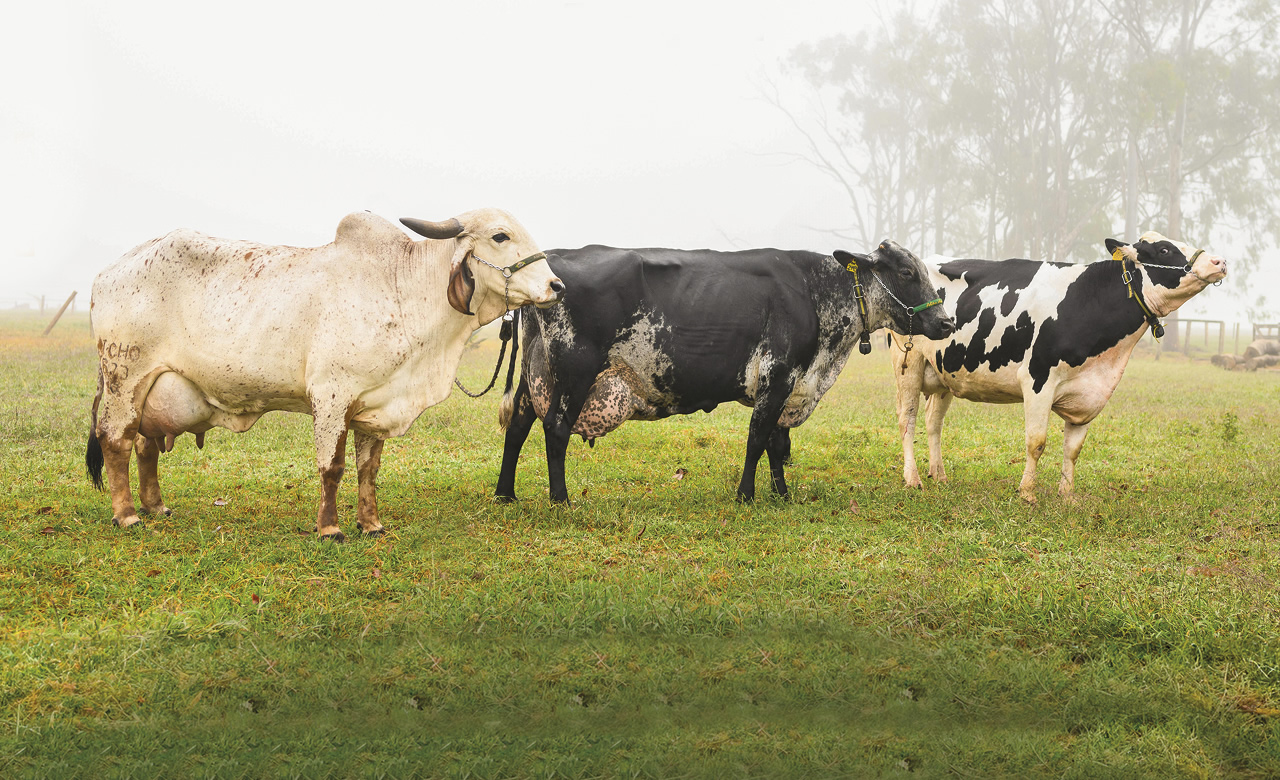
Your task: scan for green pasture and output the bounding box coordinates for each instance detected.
[2,310,1279,778]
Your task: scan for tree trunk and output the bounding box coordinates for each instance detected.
[1164,0,1198,349]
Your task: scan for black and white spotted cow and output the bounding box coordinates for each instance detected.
[892,232,1227,503]
[495,241,956,503]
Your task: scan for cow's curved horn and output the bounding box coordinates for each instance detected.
[400,217,464,239]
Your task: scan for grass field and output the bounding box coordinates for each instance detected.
[2,310,1279,778]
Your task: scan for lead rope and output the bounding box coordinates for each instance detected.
[453,313,516,397]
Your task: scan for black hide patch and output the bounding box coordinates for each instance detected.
[1025,261,1148,392]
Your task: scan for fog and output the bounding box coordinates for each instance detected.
[1,0,1262,325]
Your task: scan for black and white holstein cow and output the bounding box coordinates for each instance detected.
[892,232,1226,503]
[495,241,956,503]
[86,209,564,540]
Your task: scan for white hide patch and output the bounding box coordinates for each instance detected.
[605,310,677,406]
[921,256,1087,403]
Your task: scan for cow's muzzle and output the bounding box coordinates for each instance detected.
[535,278,565,309]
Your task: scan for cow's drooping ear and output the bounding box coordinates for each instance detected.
[445,238,476,315]
[1105,238,1137,262]
[448,254,475,315]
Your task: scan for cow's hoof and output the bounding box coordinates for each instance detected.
[114,515,144,529]
[320,531,346,543]
[1019,492,1038,506]
[138,507,173,518]
[362,527,386,538]
[494,494,517,504]
[735,493,756,504]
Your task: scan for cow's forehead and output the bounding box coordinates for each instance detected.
[1137,231,1196,258]
[457,207,532,240]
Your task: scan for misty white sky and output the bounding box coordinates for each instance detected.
[0,0,1255,325]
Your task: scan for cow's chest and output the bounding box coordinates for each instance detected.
[1047,340,1137,424]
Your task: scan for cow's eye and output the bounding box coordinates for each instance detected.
[1160,247,1169,255]
[493,232,510,243]
[900,269,914,280]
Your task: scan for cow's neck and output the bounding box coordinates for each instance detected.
[393,241,487,406]
[1138,269,1210,317]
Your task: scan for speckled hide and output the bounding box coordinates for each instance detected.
[86,209,563,538]
[891,232,1226,502]
[495,242,955,504]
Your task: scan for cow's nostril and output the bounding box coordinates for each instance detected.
[550,279,565,295]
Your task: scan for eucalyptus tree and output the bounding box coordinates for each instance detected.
[778,0,1279,325]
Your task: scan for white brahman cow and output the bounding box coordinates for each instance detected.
[86,208,564,541]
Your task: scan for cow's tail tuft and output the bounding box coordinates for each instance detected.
[86,365,105,491]
[498,309,521,431]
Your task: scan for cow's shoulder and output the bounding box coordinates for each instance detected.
[334,211,412,251]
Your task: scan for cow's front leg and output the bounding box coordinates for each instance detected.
[311,413,349,542]
[495,377,538,503]
[1058,420,1091,500]
[543,391,576,504]
[1018,391,1054,504]
[354,432,385,536]
[134,435,171,518]
[924,390,954,481]
[893,341,925,488]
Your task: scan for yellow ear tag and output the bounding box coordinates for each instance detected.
[1111,248,1126,263]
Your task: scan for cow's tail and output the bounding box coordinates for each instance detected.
[498,309,521,431]
[86,364,105,491]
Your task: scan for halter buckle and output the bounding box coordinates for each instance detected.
[1122,269,1133,285]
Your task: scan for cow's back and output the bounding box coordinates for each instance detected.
[517,246,853,435]
[91,214,409,409]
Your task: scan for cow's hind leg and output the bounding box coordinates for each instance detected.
[134,435,171,518]
[738,371,790,502]
[1058,420,1091,501]
[925,391,954,481]
[311,405,350,542]
[354,432,385,536]
[99,431,143,527]
[495,377,538,503]
[765,427,792,497]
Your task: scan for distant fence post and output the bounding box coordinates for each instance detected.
[42,292,77,336]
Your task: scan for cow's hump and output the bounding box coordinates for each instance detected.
[334,212,410,249]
